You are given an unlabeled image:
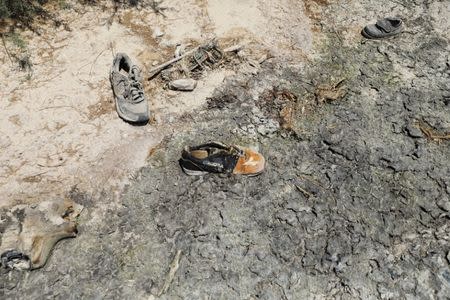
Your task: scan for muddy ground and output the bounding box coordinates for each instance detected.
[1,0,450,299]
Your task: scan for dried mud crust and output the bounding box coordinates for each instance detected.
[2,1,450,299]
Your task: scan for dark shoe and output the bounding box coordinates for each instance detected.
[180,142,265,176]
[110,53,149,124]
[362,17,403,39]
[1,250,31,270]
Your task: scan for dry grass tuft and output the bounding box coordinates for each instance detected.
[314,79,347,104]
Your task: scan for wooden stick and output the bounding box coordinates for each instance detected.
[148,41,241,79]
[148,46,199,79]
[223,44,243,53]
[1,34,13,65]
[158,250,182,296]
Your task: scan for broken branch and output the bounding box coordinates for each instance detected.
[158,250,182,296]
[148,47,199,79]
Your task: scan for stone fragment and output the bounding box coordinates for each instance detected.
[405,124,423,138]
[168,79,197,91]
[153,27,164,38]
[437,198,450,212]
[257,119,279,136]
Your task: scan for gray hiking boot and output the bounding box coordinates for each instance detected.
[362,17,403,39]
[110,53,149,124]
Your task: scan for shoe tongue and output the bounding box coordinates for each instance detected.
[208,147,227,156]
[200,145,238,158]
[112,71,128,83]
[127,77,145,103]
[130,66,141,81]
[376,19,396,33]
[191,150,208,159]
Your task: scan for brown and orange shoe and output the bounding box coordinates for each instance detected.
[180,142,265,176]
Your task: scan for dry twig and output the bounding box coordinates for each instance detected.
[148,46,199,79]
[158,250,182,296]
[149,0,167,17]
[1,33,13,65]
[416,121,450,142]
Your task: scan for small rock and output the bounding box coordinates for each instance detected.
[152,27,164,38]
[323,130,343,145]
[403,233,418,241]
[405,124,423,138]
[251,106,261,115]
[275,210,297,226]
[437,198,450,212]
[257,119,279,136]
[251,115,263,124]
[174,44,184,57]
[240,124,257,136]
[168,79,197,91]
[447,251,450,264]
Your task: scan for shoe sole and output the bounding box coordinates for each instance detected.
[241,169,265,177]
[361,28,403,40]
[181,166,209,176]
[182,166,265,177]
[110,71,149,125]
[113,94,149,124]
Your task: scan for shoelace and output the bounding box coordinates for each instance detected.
[128,66,145,103]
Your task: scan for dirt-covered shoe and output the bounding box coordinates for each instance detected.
[110,53,149,124]
[362,17,403,39]
[0,199,83,271]
[1,250,31,270]
[180,142,265,176]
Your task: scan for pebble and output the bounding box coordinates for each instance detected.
[405,124,423,138]
[168,79,197,91]
[257,119,279,136]
[153,27,164,38]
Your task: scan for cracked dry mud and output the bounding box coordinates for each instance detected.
[1,0,450,299]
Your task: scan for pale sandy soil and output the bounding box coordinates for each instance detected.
[0,0,314,208]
